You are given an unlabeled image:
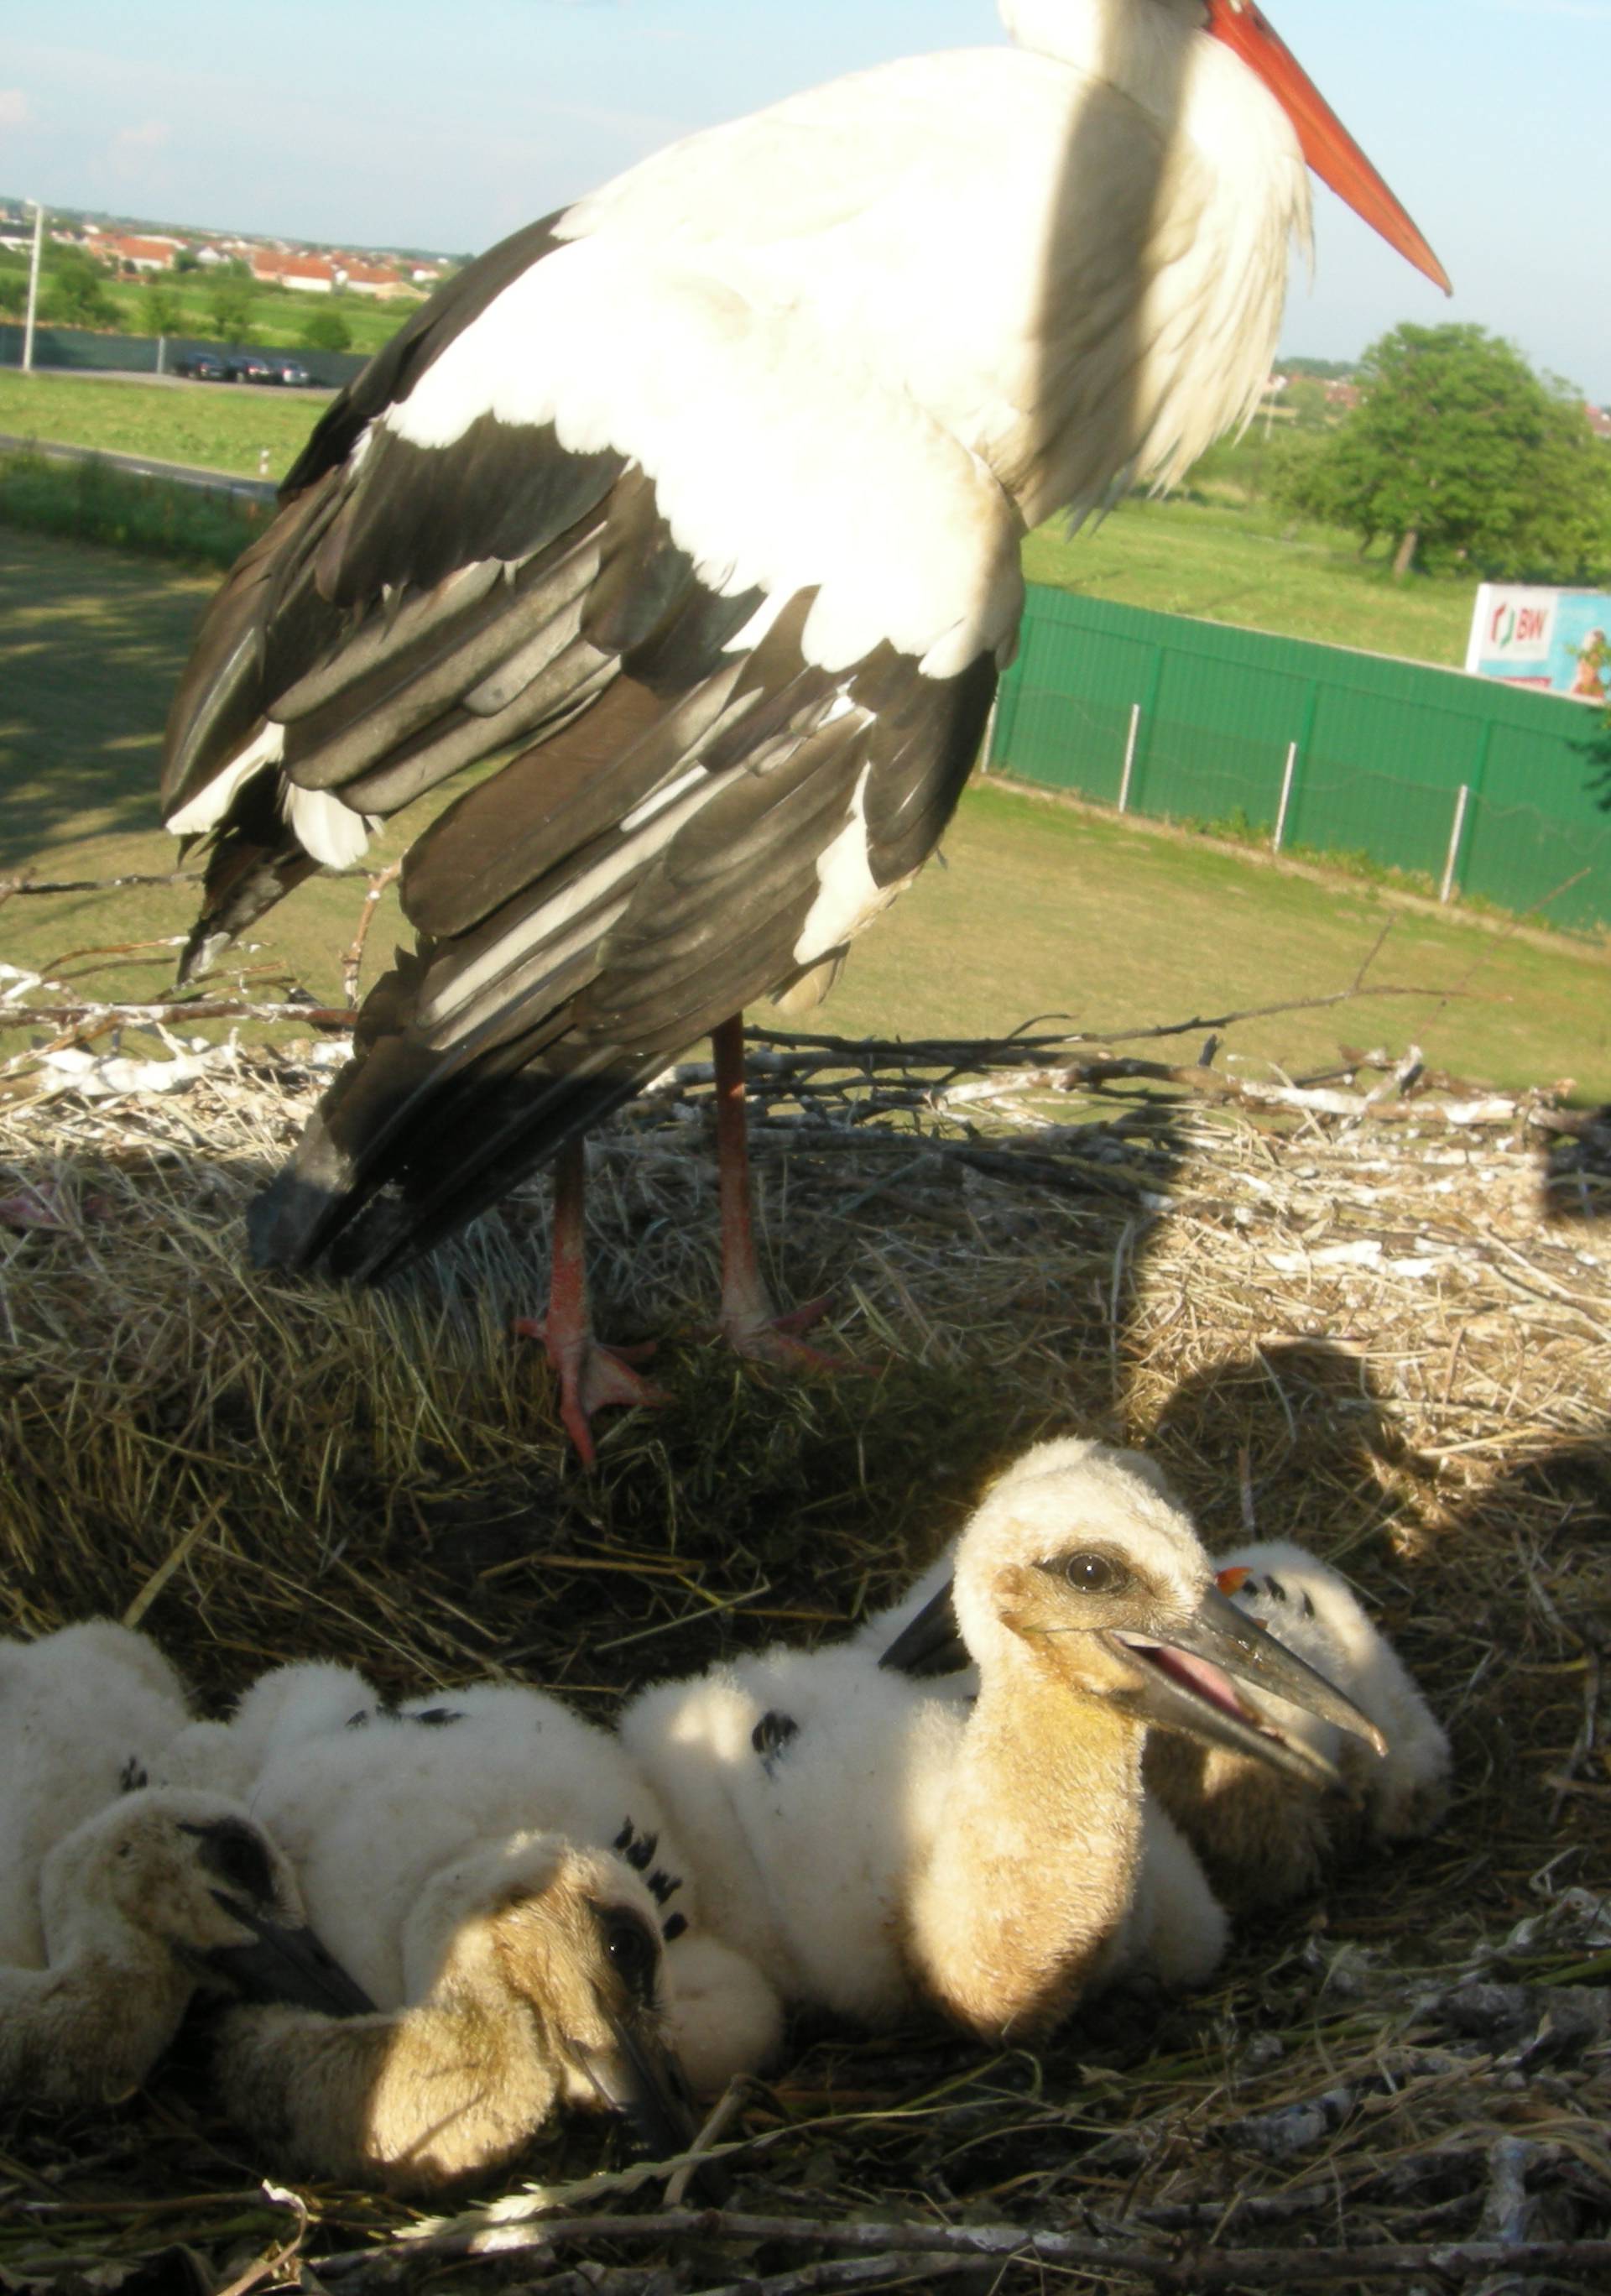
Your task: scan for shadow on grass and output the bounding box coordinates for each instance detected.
[0,524,214,867]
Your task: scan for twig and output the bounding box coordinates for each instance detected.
[664,2081,756,2209]
[341,863,402,1010]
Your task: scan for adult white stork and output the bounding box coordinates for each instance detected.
[160,1,1447,1458]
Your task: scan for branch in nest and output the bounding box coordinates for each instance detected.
[313,2204,1611,2290]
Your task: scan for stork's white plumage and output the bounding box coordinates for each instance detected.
[160,2,1445,1454]
[620,1438,1381,2039]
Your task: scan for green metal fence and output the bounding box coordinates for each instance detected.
[0,324,368,390]
[990,587,1611,933]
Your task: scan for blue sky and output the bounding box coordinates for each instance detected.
[4,2,1607,399]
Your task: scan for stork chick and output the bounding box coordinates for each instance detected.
[0,1787,368,2110]
[205,1667,777,2189]
[0,1620,193,1963]
[1145,1537,1452,1910]
[622,1438,1379,2041]
[218,1832,695,2194]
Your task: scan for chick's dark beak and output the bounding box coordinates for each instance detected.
[1119,1584,1386,1787]
[584,2001,701,2160]
[204,1895,378,2016]
[879,1582,969,1679]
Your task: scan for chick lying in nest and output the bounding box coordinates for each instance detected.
[1144,1539,1453,1912]
[868,1450,1452,1919]
[9,1443,1446,2195]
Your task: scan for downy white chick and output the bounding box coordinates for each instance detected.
[1,1785,370,2109]
[0,1620,193,1962]
[1145,1537,1452,1909]
[622,1438,1380,2042]
[207,1665,779,2189]
[217,1829,697,2194]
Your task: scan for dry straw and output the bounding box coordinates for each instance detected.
[0,983,1607,2294]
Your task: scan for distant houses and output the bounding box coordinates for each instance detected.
[36,215,449,299]
[248,249,436,299]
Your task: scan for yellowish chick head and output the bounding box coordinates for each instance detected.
[951,1438,1383,1777]
[409,1836,698,2158]
[41,1787,368,2013]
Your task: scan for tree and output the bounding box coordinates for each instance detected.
[203,267,257,343]
[1274,323,1611,582]
[146,282,181,336]
[299,305,352,353]
[44,248,116,326]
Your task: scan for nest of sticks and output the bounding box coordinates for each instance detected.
[1,971,1608,2296]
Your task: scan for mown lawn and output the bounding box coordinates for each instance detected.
[4,529,1606,1102]
[0,370,326,483]
[0,374,1488,667]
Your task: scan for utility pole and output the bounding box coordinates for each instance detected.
[22,199,44,373]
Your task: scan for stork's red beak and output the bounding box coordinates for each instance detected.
[1206,0,1452,295]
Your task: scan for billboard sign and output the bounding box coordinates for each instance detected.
[1467,583,1611,703]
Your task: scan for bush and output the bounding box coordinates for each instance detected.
[43,248,116,327]
[0,449,264,571]
[299,306,352,353]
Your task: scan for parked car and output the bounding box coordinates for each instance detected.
[267,358,313,387]
[225,353,276,385]
[174,349,227,381]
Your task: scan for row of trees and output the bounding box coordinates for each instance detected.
[1273,324,1611,585]
[0,247,355,352]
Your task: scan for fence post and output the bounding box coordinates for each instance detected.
[22,199,44,374]
[1440,784,1471,904]
[1117,702,1141,812]
[1272,741,1298,853]
[977,691,999,775]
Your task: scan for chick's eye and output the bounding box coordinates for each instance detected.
[603,1909,660,2004]
[1063,1550,1124,1594]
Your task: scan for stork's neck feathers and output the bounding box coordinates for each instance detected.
[219,1991,557,2192]
[0,1942,191,2106]
[1001,0,1197,97]
[565,12,1307,535]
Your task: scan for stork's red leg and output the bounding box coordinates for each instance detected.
[514,1137,667,1465]
[711,1014,844,1368]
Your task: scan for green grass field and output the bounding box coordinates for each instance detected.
[1025,495,1478,667]
[0,372,1483,664]
[4,528,1606,1102]
[0,369,326,482]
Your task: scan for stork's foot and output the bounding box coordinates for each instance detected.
[514,1318,670,1467]
[714,1289,865,1375]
